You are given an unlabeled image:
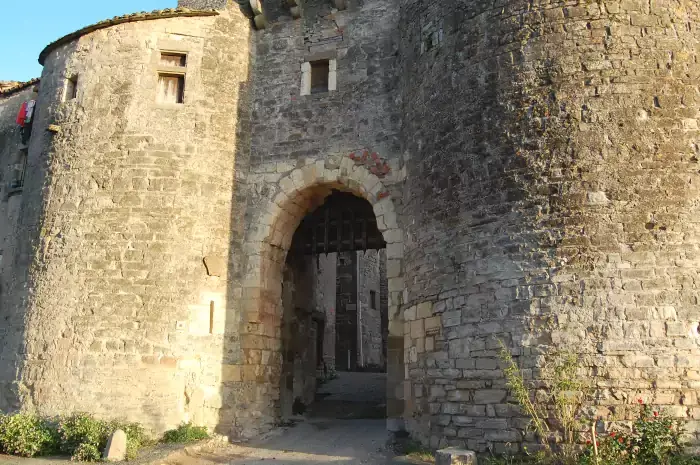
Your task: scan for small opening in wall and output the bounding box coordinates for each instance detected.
[209,301,215,335]
[370,290,377,310]
[157,74,185,104]
[160,52,187,67]
[310,60,330,94]
[10,150,27,191]
[65,75,78,101]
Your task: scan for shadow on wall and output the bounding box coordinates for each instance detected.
[218,61,255,439]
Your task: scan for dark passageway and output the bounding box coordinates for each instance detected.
[281,190,389,422]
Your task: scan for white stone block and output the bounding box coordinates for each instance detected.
[103,430,127,462]
[436,448,477,465]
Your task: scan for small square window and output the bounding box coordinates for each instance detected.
[160,52,187,67]
[310,60,330,94]
[157,74,185,104]
[370,290,377,310]
[65,75,78,101]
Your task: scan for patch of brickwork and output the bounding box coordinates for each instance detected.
[399,0,700,454]
[247,0,401,168]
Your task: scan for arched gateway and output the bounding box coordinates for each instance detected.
[238,157,406,434]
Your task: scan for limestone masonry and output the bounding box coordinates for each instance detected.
[0,0,700,454]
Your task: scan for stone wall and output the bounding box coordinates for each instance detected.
[0,85,36,412]
[237,0,405,434]
[336,251,358,371]
[280,254,319,415]
[399,0,700,453]
[358,249,383,369]
[313,252,337,372]
[14,7,253,435]
[379,249,388,370]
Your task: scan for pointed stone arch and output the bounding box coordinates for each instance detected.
[238,156,405,433]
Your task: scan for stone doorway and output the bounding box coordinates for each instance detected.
[279,190,388,420]
[237,160,405,436]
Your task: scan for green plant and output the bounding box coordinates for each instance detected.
[0,413,58,457]
[72,442,102,462]
[58,413,150,461]
[57,413,110,459]
[162,423,209,443]
[498,341,551,448]
[632,404,684,465]
[498,340,590,464]
[578,401,685,465]
[0,412,148,462]
[110,420,150,460]
[545,352,587,462]
[401,439,435,463]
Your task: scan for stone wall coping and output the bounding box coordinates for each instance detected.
[0,78,40,98]
[38,8,220,65]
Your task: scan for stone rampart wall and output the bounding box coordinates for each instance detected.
[15,8,253,435]
[399,0,700,452]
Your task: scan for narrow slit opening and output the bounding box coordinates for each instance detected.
[209,301,215,335]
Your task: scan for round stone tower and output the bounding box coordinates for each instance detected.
[399,0,700,452]
[18,5,253,433]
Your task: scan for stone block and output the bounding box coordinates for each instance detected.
[103,429,127,462]
[418,302,433,318]
[410,319,425,339]
[222,364,241,382]
[473,389,506,404]
[203,256,226,277]
[435,447,477,465]
[425,316,441,334]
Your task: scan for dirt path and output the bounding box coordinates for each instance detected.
[158,419,392,465]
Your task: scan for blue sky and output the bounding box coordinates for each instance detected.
[0,0,174,82]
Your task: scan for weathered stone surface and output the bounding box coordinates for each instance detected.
[0,84,35,413]
[0,4,253,436]
[103,429,127,462]
[435,447,477,465]
[203,256,226,277]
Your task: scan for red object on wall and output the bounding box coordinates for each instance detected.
[16,102,27,127]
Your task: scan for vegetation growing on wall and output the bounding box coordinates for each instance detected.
[495,343,699,465]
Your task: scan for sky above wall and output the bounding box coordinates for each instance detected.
[0,0,174,82]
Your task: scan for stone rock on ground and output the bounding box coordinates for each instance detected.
[104,429,127,462]
[435,448,477,465]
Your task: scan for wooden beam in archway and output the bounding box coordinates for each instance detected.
[290,190,386,255]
